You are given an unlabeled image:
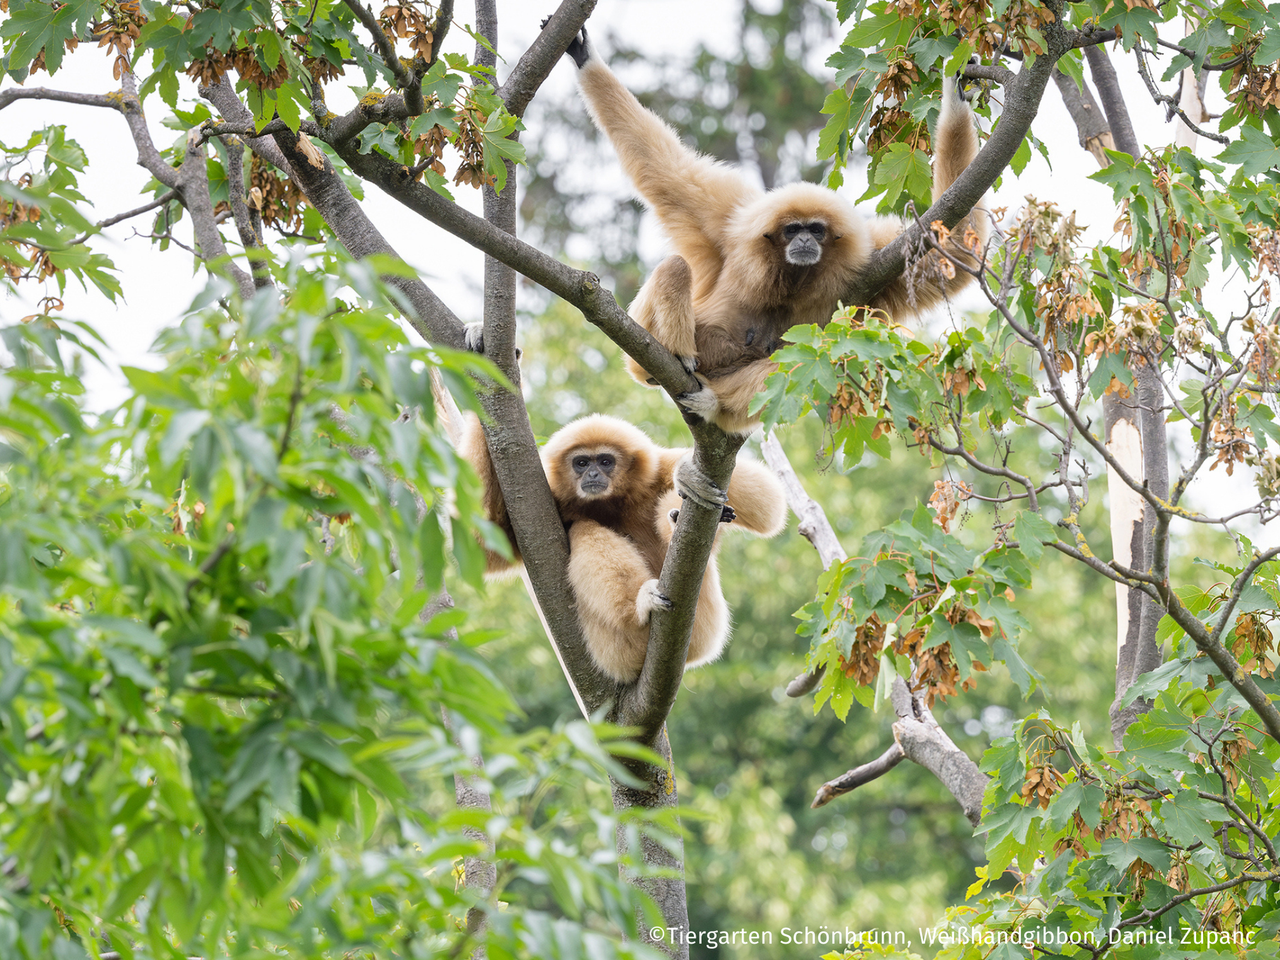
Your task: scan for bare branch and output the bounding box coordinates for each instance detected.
[812,743,905,808]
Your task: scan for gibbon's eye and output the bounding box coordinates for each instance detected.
[572,455,591,472]
[598,454,615,471]
[782,223,803,241]
[807,222,827,242]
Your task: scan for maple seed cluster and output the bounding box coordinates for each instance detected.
[185,42,290,90]
[89,0,144,80]
[379,2,438,63]
[0,177,58,283]
[867,53,930,155]
[1227,45,1280,116]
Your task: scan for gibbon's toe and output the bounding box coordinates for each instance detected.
[719,503,736,524]
[637,579,673,620]
[668,507,681,526]
[680,354,699,374]
[675,455,729,511]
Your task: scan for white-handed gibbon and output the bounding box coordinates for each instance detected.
[560,28,989,433]
[459,413,787,682]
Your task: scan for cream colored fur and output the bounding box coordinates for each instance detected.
[577,52,989,434]
[462,412,786,682]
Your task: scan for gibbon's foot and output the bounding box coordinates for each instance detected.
[636,579,673,620]
[462,321,521,360]
[675,455,729,512]
[667,502,736,527]
[676,385,720,423]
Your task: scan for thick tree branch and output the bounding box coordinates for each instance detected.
[844,25,1067,307]
[1083,44,1140,158]
[222,138,273,290]
[1051,67,1115,165]
[330,140,700,399]
[200,77,296,176]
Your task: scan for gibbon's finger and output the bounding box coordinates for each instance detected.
[668,507,681,526]
[565,27,592,68]
[680,354,699,374]
[637,579,674,620]
[675,454,729,511]
[719,503,736,524]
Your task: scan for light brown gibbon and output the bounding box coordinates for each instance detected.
[560,28,989,434]
[459,413,787,683]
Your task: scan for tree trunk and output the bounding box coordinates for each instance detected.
[610,727,689,959]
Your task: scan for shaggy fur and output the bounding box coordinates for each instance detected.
[576,48,989,433]
[461,413,786,682]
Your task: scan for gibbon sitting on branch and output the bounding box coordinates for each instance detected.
[459,413,786,683]
[558,27,989,433]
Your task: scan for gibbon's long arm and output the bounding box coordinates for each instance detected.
[573,31,757,289]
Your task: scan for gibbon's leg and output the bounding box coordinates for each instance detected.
[679,359,777,435]
[685,555,730,668]
[567,520,669,682]
[457,412,520,573]
[625,255,698,386]
[569,30,758,274]
[869,75,990,320]
[723,458,788,537]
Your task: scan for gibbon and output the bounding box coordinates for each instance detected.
[560,28,989,433]
[459,413,787,682]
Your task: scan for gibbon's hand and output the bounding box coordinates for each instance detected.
[540,18,593,68]
[943,66,977,107]
[675,454,729,512]
[668,504,736,528]
[462,321,521,360]
[636,579,673,620]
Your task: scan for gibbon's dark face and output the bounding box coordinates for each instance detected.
[569,448,618,498]
[781,220,827,267]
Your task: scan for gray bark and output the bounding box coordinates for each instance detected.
[1083,47,1171,745]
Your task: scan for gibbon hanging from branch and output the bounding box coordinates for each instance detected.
[560,27,989,433]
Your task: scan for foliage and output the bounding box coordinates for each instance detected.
[0,259,666,959]
[759,0,1280,940]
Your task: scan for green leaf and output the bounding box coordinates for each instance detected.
[1219,126,1280,177]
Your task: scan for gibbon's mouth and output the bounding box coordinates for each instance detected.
[786,245,822,267]
[579,481,610,496]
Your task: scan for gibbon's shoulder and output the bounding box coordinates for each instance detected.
[541,414,662,476]
[726,182,866,255]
